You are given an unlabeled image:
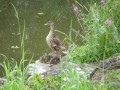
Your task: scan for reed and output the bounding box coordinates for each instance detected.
[68,0,120,63]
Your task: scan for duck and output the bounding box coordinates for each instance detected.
[44,20,65,52]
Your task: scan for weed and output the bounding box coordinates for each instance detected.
[68,0,120,63]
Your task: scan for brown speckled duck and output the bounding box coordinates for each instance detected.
[45,20,65,52]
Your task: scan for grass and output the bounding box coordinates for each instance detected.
[68,0,120,63]
[0,0,120,90]
[0,56,109,90]
[0,55,119,90]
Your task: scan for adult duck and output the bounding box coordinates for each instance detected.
[45,20,65,52]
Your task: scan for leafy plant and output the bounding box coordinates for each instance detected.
[68,0,120,63]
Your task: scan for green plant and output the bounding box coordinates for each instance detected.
[60,60,108,90]
[0,3,32,90]
[25,74,61,90]
[83,0,120,57]
[0,61,24,90]
[68,0,120,63]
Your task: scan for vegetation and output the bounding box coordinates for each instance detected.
[68,0,120,63]
[0,0,120,90]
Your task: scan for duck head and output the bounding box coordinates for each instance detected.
[44,20,54,26]
[44,20,54,30]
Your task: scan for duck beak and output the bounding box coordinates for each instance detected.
[44,22,49,25]
[44,23,48,25]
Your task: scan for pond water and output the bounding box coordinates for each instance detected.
[0,0,89,76]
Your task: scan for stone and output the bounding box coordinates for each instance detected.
[0,78,5,85]
[26,59,95,79]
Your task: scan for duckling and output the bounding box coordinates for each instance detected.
[44,20,65,52]
[40,52,60,66]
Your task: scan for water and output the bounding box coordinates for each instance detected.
[0,0,85,76]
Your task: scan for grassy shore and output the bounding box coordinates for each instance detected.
[0,0,120,90]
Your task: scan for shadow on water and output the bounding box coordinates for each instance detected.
[0,0,91,76]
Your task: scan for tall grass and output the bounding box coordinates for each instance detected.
[10,3,26,69]
[0,60,25,90]
[68,0,120,63]
[60,59,107,90]
[64,0,120,90]
[0,3,31,90]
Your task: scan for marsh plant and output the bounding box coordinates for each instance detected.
[68,0,120,63]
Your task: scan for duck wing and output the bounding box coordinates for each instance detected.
[53,36,62,46]
[51,37,65,51]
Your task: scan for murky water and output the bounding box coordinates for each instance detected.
[0,0,89,76]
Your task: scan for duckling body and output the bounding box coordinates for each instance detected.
[40,52,60,66]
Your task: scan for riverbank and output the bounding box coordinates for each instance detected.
[0,53,120,90]
[0,0,120,90]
